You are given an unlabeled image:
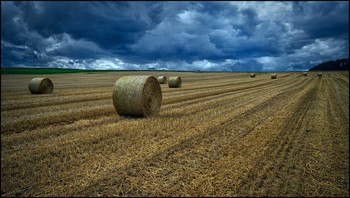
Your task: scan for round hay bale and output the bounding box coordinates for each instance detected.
[271,73,277,79]
[250,73,255,78]
[157,76,167,84]
[303,72,308,76]
[28,77,54,94]
[112,75,162,117]
[168,76,182,88]
[318,73,322,77]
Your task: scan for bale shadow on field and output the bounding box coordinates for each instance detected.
[120,115,146,119]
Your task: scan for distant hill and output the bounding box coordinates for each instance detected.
[309,58,349,71]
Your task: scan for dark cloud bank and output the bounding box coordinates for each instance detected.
[1,1,349,71]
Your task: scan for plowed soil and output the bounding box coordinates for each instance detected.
[1,71,349,197]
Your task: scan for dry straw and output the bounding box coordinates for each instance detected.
[318,73,322,77]
[157,76,167,84]
[250,73,255,78]
[303,72,308,76]
[112,75,162,117]
[28,77,54,94]
[271,73,277,79]
[168,76,182,88]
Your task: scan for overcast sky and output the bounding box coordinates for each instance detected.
[1,1,349,71]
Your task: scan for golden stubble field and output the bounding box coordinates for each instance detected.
[1,71,349,197]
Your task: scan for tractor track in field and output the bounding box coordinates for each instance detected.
[312,76,348,196]
[2,76,310,197]
[0,73,243,99]
[1,77,308,165]
[1,76,303,134]
[0,74,270,111]
[70,77,314,196]
[119,78,316,197]
[1,71,348,197]
[236,78,318,196]
[0,76,268,111]
[326,77,349,120]
[163,77,306,115]
[162,77,292,105]
[2,77,308,160]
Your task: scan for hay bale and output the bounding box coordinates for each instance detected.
[28,77,54,94]
[271,73,277,79]
[157,76,167,84]
[112,75,162,117]
[303,72,308,76]
[168,76,182,88]
[318,73,322,77]
[250,73,255,78]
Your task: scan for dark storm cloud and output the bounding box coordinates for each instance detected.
[130,2,270,63]
[1,1,166,67]
[292,2,349,39]
[13,2,161,48]
[1,1,349,71]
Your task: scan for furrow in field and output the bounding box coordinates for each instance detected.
[0,89,263,196]
[163,76,305,113]
[0,77,263,111]
[288,76,349,197]
[234,78,318,196]
[321,78,349,197]
[1,93,112,111]
[0,72,240,97]
[1,76,303,160]
[326,77,349,119]
[1,88,111,101]
[3,72,346,197]
[0,115,119,150]
[334,72,349,84]
[210,76,348,197]
[1,102,115,134]
[162,77,290,105]
[0,77,309,196]
[167,77,319,197]
[70,75,313,196]
[1,73,269,111]
[1,76,296,134]
[0,72,285,104]
[1,76,305,151]
[63,76,312,196]
[129,78,315,196]
[179,73,261,83]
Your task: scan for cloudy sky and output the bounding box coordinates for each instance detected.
[1,1,349,71]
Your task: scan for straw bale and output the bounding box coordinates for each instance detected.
[28,77,53,94]
[168,76,182,88]
[271,73,277,79]
[112,75,162,117]
[157,76,167,84]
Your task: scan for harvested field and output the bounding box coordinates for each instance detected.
[1,71,349,197]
